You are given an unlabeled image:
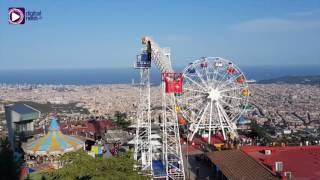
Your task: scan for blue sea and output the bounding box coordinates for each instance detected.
[0,65,319,85]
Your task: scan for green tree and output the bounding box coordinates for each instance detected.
[35,150,149,180]
[249,121,264,138]
[0,137,19,180]
[248,121,271,144]
[113,111,131,129]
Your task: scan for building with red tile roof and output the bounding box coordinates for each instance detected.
[59,120,115,139]
[207,149,280,180]
[206,145,320,180]
[241,146,320,180]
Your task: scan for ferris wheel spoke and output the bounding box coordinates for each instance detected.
[212,62,220,82]
[184,100,207,122]
[189,102,210,141]
[184,75,207,92]
[221,95,242,100]
[216,102,233,129]
[181,95,203,108]
[181,94,206,103]
[194,65,209,88]
[180,99,204,111]
[208,65,220,85]
[204,64,211,83]
[218,83,239,92]
[184,87,207,94]
[215,102,227,140]
[219,98,238,111]
[217,73,243,90]
[208,100,214,144]
[212,62,226,82]
[211,66,218,83]
[183,99,206,115]
[219,87,242,93]
[214,68,229,89]
[205,65,212,82]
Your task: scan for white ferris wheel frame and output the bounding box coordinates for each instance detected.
[177,57,250,143]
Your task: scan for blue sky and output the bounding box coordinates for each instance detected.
[0,0,320,69]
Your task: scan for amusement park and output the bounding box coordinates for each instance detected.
[132,36,252,180]
[1,35,319,180]
[129,35,320,180]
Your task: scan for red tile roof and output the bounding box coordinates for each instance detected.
[60,120,115,134]
[207,150,279,180]
[241,146,320,180]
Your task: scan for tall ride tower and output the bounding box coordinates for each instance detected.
[134,37,185,179]
[134,42,153,173]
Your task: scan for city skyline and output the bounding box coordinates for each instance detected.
[0,0,320,69]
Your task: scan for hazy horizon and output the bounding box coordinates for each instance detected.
[0,64,319,71]
[0,65,319,85]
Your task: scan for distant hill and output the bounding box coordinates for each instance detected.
[257,75,320,85]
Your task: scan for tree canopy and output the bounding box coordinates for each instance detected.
[32,150,149,180]
[0,137,19,180]
[113,111,131,129]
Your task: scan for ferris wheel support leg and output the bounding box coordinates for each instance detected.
[188,103,210,141]
[218,102,238,140]
[216,102,227,140]
[208,100,213,145]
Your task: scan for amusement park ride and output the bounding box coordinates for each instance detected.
[177,57,250,143]
[134,36,185,179]
[133,37,250,180]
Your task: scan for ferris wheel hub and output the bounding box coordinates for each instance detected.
[207,88,221,101]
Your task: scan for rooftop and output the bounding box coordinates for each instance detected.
[60,119,115,134]
[23,117,84,156]
[6,103,39,115]
[241,146,320,180]
[206,149,279,180]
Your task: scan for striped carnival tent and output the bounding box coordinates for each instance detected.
[23,117,84,156]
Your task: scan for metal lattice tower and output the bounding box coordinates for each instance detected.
[144,36,185,180]
[133,37,185,179]
[162,84,185,180]
[134,58,152,173]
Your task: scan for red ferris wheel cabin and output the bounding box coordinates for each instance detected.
[162,73,183,94]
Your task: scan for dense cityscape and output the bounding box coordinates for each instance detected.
[0,81,320,180]
[1,83,319,136]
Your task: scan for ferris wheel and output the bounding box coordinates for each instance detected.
[177,57,250,143]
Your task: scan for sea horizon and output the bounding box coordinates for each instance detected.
[0,65,319,85]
